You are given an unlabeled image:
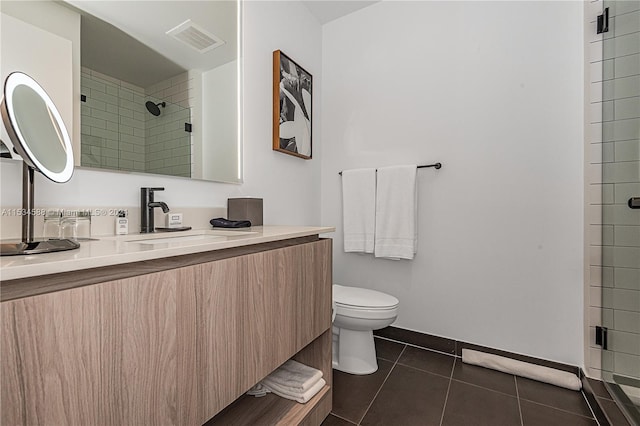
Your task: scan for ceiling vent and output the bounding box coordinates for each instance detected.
[166,19,225,54]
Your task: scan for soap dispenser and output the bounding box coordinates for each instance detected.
[115,210,129,235]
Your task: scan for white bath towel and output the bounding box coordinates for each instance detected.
[342,168,376,253]
[263,378,326,404]
[374,165,418,260]
[462,349,582,391]
[263,359,323,393]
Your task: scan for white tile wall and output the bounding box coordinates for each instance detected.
[585,0,640,380]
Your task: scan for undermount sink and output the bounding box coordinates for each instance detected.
[125,229,258,245]
[206,229,258,236]
[127,234,225,245]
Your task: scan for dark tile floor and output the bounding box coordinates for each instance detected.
[587,378,633,425]
[322,337,601,426]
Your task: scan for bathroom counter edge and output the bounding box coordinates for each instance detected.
[0,225,335,283]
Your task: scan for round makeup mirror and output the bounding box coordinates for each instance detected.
[2,72,74,182]
[1,72,79,255]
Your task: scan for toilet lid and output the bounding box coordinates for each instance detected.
[333,284,399,309]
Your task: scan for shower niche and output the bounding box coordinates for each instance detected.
[80,68,192,178]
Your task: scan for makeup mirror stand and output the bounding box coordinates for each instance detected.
[0,163,80,255]
[22,162,35,242]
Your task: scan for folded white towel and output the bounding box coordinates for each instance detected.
[342,168,376,253]
[374,165,418,260]
[263,378,326,404]
[246,383,270,397]
[264,359,323,393]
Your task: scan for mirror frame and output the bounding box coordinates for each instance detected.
[2,71,75,183]
[72,0,243,184]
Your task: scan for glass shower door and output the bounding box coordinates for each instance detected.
[600,1,640,424]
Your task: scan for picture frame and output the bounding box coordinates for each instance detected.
[272,50,312,159]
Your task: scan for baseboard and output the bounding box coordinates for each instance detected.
[374,325,455,355]
[374,326,578,374]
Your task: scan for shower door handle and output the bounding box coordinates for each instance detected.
[629,197,640,209]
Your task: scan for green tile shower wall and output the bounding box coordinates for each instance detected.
[144,73,193,178]
[603,0,640,380]
[587,1,640,381]
[80,68,192,177]
[615,267,640,290]
[80,68,146,172]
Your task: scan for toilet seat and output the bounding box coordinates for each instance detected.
[333,284,399,310]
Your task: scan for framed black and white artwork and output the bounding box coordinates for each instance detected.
[272,50,312,159]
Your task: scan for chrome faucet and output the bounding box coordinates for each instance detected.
[140,187,170,233]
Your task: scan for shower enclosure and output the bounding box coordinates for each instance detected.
[80,69,192,178]
[598,1,640,424]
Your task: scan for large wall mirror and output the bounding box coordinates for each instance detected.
[2,0,242,184]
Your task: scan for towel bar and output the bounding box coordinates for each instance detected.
[338,163,442,176]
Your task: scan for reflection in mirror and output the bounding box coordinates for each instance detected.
[1,72,80,255]
[14,84,69,175]
[68,0,241,183]
[2,72,74,183]
[80,71,193,177]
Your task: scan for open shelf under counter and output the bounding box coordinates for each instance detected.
[206,327,334,426]
[205,385,332,426]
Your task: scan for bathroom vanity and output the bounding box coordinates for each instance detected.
[0,226,334,425]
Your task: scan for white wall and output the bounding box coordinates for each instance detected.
[0,10,75,159]
[241,1,322,225]
[321,1,585,365]
[1,0,82,161]
[0,1,322,229]
[203,60,239,182]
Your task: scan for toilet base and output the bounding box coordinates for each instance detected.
[333,327,378,375]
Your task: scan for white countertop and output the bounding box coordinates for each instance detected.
[0,226,335,281]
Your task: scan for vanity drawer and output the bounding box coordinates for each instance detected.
[1,238,333,426]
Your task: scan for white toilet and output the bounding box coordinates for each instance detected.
[332,284,399,375]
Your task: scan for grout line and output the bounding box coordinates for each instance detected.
[515,376,524,426]
[374,335,457,359]
[395,362,456,381]
[438,356,456,426]
[357,345,406,425]
[448,377,520,399]
[329,412,358,425]
[518,398,599,420]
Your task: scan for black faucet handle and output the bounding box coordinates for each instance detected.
[141,187,165,194]
[141,187,165,205]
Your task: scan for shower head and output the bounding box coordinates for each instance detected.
[145,101,166,116]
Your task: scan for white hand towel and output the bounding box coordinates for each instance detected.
[263,359,323,393]
[246,383,270,397]
[342,168,376,253]
[263,378,326,404]
[374,165,418,260]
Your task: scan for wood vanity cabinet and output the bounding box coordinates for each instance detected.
[1,237,332,426]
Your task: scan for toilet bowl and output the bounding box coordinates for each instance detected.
[332,284,399,375]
